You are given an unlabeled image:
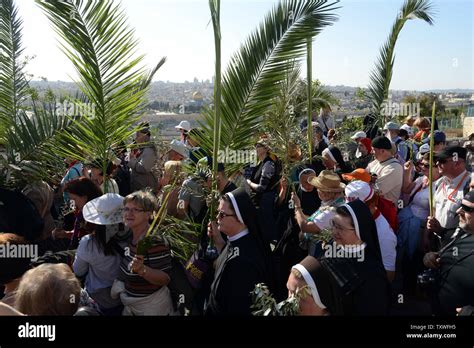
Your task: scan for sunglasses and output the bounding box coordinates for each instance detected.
[420,163,438,168]
[217,210,236,219]
[461,204,474,213]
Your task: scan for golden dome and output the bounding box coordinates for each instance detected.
[192,91,203,101]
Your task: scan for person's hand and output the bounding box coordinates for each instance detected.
[404,160,413,173]
[246,179,254,190]
[208,220,225,250]
[427,216,443,234]
[52,228,67,240]
[291,192,301,210]
[280,177,288,190]
[423,252,440,269]
[131,255,146,276]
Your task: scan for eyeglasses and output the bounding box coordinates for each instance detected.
[123,207,146,214]
[217,210,236,219]
[330,220,355,231]
[460,204,474,213]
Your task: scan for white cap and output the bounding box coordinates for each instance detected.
[345,181,374,203]
[175,120,191,132]
[417,143,430,160]
[168,139,189,158]
[350,131,366,140]
[383,121,399,131]
[400,124,414,136]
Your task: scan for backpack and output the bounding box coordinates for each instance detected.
[395,138,411,162]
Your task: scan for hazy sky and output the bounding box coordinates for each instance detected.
[16,0,473,90]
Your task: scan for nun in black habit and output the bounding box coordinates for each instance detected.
[205,188,273,316]
[293,199,390,315]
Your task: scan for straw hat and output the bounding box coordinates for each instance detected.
[309,170,345,192]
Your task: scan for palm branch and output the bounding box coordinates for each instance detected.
[0,0,70,188]
[36,0,166,191]
[263,61,303,177]
[0,0,28,132]
[197,0,340,176]
[367,0,434,127]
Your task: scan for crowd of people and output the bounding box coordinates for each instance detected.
[1,113,474,317]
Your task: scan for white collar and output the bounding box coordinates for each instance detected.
[446,170,468,186]
[228,228,249,242]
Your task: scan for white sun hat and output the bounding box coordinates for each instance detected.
[83,193,124,225]
[175,120,191,132]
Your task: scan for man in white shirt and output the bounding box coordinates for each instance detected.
[427,146,471,245]
[366,136,403,205]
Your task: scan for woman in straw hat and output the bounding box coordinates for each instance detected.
[291,170,345,254]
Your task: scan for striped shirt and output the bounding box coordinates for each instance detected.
[119,235,172,297]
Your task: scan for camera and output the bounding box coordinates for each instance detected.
[417,268,439,293]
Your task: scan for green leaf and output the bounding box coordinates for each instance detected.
[197,0,339,176]
[367,0,434,127]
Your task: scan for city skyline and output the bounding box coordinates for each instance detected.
[16,0,473,91]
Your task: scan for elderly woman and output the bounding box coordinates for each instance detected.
[15,263,82,316]
[53,177,103,250]
[247,138,281,244]
[112,190,174,315]
[291,170,345,254]
[206,188,273,315]
[286,200,390,315]
[73,193,129,315]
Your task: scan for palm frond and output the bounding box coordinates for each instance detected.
[0,0,29,135]
[198,0,339,175]
[263,60,303,174]
[367,0,434,126]
[36,0,166,189]
[0,106,71,187]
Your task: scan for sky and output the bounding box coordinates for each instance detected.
[15,0,474,91]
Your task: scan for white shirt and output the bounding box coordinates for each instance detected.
[366,158,403,204]
[375,214,397,272]
[434,170,471,230]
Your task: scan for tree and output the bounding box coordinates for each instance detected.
[197,0,340,175]
[0,0,69,188]
[37,0,166,192]
[367,0,434,127]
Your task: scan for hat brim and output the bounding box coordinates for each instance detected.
[82,194,124,225]
[309,177,345,192]
[82,205,124,225]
